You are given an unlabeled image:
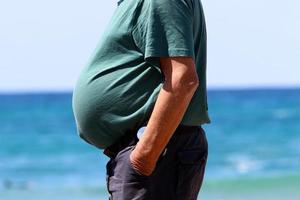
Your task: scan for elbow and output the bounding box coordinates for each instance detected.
[177,71,199,89]
[184,79,199,93]
[186,74,199,89]
[164,73,199,92]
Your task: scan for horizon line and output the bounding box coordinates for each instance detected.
[0,85,300,95]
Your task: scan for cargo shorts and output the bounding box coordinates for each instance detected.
[104,125,208,200]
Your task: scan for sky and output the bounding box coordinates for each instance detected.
[0,0,299,92]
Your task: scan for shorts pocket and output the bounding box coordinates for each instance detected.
[107,146,151,199]
[121,146,151,199]
[176,148,208,200]
[123,145,152,181]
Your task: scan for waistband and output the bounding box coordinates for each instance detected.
[103,124,200,159]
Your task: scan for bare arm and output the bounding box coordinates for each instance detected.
[130,57,199,176]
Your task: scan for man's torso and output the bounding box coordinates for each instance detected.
[72,0,210,149]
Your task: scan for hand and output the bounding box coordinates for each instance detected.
[129,147,157,176]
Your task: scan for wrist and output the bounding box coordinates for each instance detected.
[130,146,157,175]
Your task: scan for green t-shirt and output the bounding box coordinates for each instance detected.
[72,0,211,149]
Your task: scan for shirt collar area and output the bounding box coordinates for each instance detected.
[117,0,124,6]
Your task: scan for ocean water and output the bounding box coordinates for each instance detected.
[0,88,300,200]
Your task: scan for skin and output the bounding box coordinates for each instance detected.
[129,56,199,176]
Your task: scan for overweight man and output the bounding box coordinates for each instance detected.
[72,0,211,199]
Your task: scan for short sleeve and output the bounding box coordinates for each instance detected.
[132,0,195,63]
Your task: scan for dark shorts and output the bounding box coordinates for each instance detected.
[104,124,208,200]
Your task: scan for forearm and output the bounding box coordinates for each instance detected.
[130,79,198,175]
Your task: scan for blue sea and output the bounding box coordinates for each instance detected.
[0,88,300,200]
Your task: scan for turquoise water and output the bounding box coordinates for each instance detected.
[0,88,300,199]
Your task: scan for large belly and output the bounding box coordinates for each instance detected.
[71,66,163,148]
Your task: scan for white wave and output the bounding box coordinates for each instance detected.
[272,108,294,119]
[227,154,265,174]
